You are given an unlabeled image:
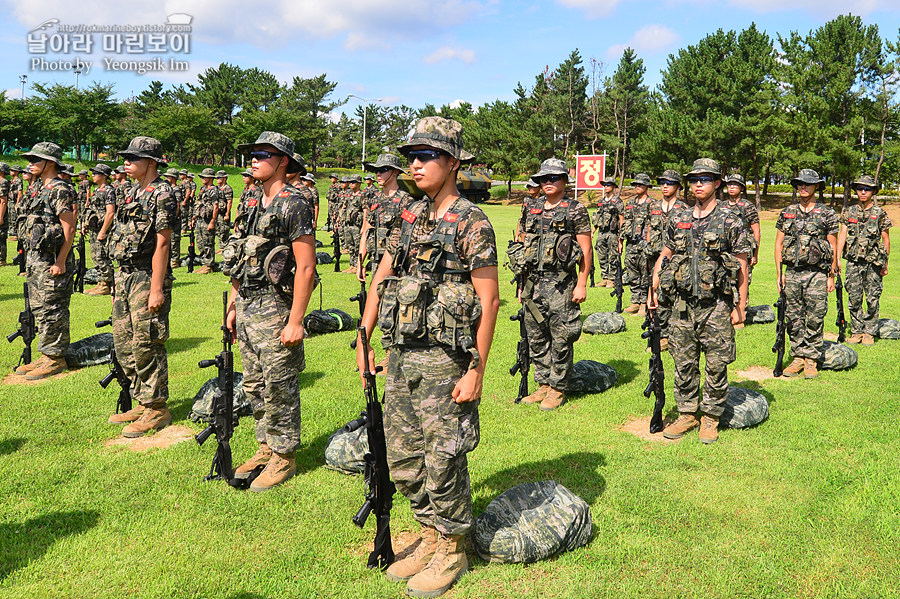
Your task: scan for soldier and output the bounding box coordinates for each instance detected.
[774,169,839,379]
[363,174,378,201]
[649,158,749,444]
[837,175,891,345]
[621,173,652,314]
[286,154,317,226]
[336,176,350,247]
[164,168,184,268]
[0,163,9,266]
[83,164,115,295]
[9,165,24,235]
[76,169,91,215]
[192,168,221,274]
[226,131,317,491]
[592,177,623,288]
[724,174,761,307]
[215,170,233,249]
[514,158,592,410]
[301,173,320,228]
[16,142,76,379]
[105,136,176,437]
[358,153,414,280]
[644,170,688,348]
[236,168,262,221]
[325,173,340,231]
[178,169,194,250]
[525,177,541,199]
[343,174,365,273]
[355,117,499,597]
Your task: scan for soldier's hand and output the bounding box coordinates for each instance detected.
[225,303,237,343]
[827,275,835,293]
[148,289,165,312]
[50,263,65,276]
[355,340,375,384]
[776,275,783,293]
[356,262,366,282]
[207,223,215,232]
[647,291,658,310]
[750,255,758,267]
[281,322,304,347]
[572,283,587,304]
[731,306,745,326]
[881,265,888,277]
[452,369,482,403]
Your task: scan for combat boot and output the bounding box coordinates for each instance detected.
[781,357,805,377]
[86,281,111,296]
[733,322,744,330]
[600,279,612,287]
[624,303,640,314]
[385,526,439,582]
[406,533,468,598]
[539,388,566,411]
[25,355,67,380]
[15,355,46,375]
[698,414,719,444]
[521,385,548,404]
[636,304,647,317]
[803,359,818,379]
[121,406,171,438]
[249,451,296,492]
[234,442,272,480]
[659,337,669,352]
[861,334,875,346]
[196,265,212,274]
[846,333,862,344]
[108,405,145,424]
[662,413,699,439]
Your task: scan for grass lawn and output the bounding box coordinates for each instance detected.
[0,196,898,599]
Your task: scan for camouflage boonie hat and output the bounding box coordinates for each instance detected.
[329,172,338,179]
[61,164,75,175]
[851,174,879,191]
[363,174,375,181]
[22,142,65,166]
[10,164,25,173]
[179,169,189,176]
[286,153,308,176]
[725,173,746,187]
[241,169,253,177]
[215,170,227,178]
[657,169,682,186]
[364,153,406,173]
[238,131,306,175]
[77,169,88,176]
[790,169,823,187]
[533,158,568,180]
[347,174,362,184]
[164,167,180,178]
[685,158,722,178]
[91,164,113,177]
[525,177,540,189]
[0,162,9,175]
[118,136,167,166]
[199,167,216,178]
[397,116,475,162]
[602,176,618,187]
[632,173,652,187]
[115,165,127,174]
[302,173,316,182]
[339,176,349,183]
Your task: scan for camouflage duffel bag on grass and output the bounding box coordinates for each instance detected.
[583,312,626,335]
[821,341,857,371]
[303,308,355,335]
[324,412,369,475]
[744,304,775,325]
[876,318,900,339]
[188,372,253,423]
[568,360,618,395]
[64,332,113,368]
[474,480,593,563]
[720,387,768,429]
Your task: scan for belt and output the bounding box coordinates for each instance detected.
[118,262,152,273]
[238,285,272,299]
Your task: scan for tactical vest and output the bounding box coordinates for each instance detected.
[369,190,407,262]
[780,204,833,269]
[520,197,582,273]
[843,203,887,266]
[345,190,364,227]
[377,197,481,361]
[593,196,620,232]
[84,184,110,230]
[621,199,648,242]
[196,185,218,222]
[647,199,686,256]
[22,178,66,254]
[109,179,170,266]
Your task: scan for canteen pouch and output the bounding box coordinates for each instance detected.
[427,281,481,351]
[377,275,400,344]
[264,244,296,293]
[243,235,271,282]
[221,238,246,279]
[506,240,526,277]
[396,276,430,340]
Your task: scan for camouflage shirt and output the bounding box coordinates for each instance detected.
[110,176,176,263]
[83,184,112,230]
[621,198,650,242]
[218,183,234,219]
[592,194,623,233]
[194,184,221,223]
[22,177,74,251]
[0,178,9,201]
[646,198,688,256]
[841,201,892,264]
[11,178,23,203]
[518,197,592,236]
[665,203,750,256]
[233,183,314,248]
[344,189,365,227]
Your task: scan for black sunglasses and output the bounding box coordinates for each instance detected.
[855,185,876,192]
[407,149,448,163]
[26,157,44,164]
[539,174,567,184]
[658,179,680,186]
[121,155,144,162]
[250,150,283,160]
[687,175,717,185]
[374,166,395,174]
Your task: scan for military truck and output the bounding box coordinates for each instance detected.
[397,169,492,203]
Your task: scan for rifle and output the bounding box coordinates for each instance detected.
[353,326,395,570]
[6,282,35,370]
[187,226,196,273]
[509,306,531,403]
[74,233,86,293]
[772,287,786,377]
[196,291,237,484]
[589,260,595,288]
[95,316,132,414]
[641,308,666,433]
[349,280,367,350]
[13,240,25,274]
[835,273,847,343]
[610,257,623,313]
[332,225,341,273]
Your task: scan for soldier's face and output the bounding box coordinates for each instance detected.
[726,183,743,197]
[350,182,361,191]
[796,183,816,199]
[243,176,253,185]
[855,187,874,203]
[124,156,148,179]
[661,182,680,199]
[28,159,45,176]
[635,184,648,196]
[92,173,103,185]
[690,178,720,202]
[408,145,459,195]
[201,177,213,186]
[527,186,541,198]
[250,145,288,182]
[376,169,397,186]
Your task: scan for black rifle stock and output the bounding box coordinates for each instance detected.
[13,240,25,274]
[187,227,196,273]
[6,282,35,370]
[332,226,341,273]
[74,233,86,293]
[353,326,395,570]
[349,280,367,349]
[95,317,132,414]
[509,307,530,403]
[641,308,666,433]
[772,288,786,377]
[835,273,847,343]
[196,291,236,483]
[610,257,623,313]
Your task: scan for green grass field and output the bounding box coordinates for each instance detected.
[1,199,899,599]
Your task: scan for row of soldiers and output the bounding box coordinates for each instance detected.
[325,172,381,272]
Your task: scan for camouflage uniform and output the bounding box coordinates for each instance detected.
[217,177,234,245]
[777,199,839,362]
[725,192,760,286]
[343,185,365,268]
[365,188,413,267]
[326,177,340,230]
[10,173,23,231]
[620,193,650,305]
[646,193,688,338]
[0,168,9,263]
[178,176,193,250]
[167,174,184,267]
[592,190,622,282]
[194,178,221,267]
[841,199,891,337]
[85,176,115,285]
[237,180,262,221]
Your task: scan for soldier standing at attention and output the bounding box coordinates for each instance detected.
[236,169,262,221]
[723,174,761,307]
[649,158,749,444]
[225,132,317,492]
[0,163,9,266]
[358,153,414,280]
[344,174,365,273]
[837,175,891,346]
[621,173,652,315]
[525,177,542,200]
[83,164,115,295]
[301,173,320,228]
[774,169,839,378]
[164,169,184,269]
[336,176,350,249]
[9,165,24,235]
[178,170,194,251]
[644,170,688,349]
[326,173,339,231]
[592,177,623,288]
[356,117,499,597]
[215,170,233,249]
[363,174,378,201]
[16,143,76,379]
[77,170,91,216]
[193,168,221,274]
[514,158,592,410]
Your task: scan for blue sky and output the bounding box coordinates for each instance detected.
[1,0,898,116]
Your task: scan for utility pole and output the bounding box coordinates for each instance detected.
[347,94,383,168]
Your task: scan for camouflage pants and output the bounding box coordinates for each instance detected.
[196,220,216,267]
[523,273,582,392]
[216,216,230,245]
[88,229,114,284]
[670,299,735,417]
[784,267,828,361]
[384,345,479,536]
[846,260,883,336]
[624,240,648,304]
[649,253,673,338]
[0,217,7,262]
[236,288,304,455]
[27,250,74,357]
[345,225,361,267]
[594,231,618,281]
[170,212,181,266]
[112,268,171,408]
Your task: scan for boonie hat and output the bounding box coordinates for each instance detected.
[657,170,682,186]
[684,158,722,178]
[850,174,879,191]
[118,136,167,167]
[22,142,65,167]
[238,131,306,175]
[91,164,113,176]
[790,168,823,187]
[398,116,474,162]
[364,153,406,173]
[533,158,568,180]
[724,173,746,187]
[632,173,652,187]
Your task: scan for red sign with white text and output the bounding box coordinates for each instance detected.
[576,155,606,189]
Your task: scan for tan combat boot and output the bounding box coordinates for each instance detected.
[521,385,549,405]
[601,279,612,288]
[196,265,212,274]
[385,526,440,582]
[121,406,172,438]
[25,355,67,380]
[663,413,700,439]
[733,322,745,330]
[803,359,818,379]
[659,337,669,352]
[15,355,46,376]
[249,451,296,492]
[861,334,875,346]
[698,414,720,444]
[781,357,805,377]
[92,281,112,296]
[605,280,616,288]
[624,303,640,314]
[406,533,468,598]
[846,333,862,344]
[234,442,272,480]
[636,304,647,317]
[539,388,566,411]
[108,405,145,424]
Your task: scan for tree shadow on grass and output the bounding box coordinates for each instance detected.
[172,280,198,289]
[168,337,207,355]
[605,358,641,386]
[0,510,100,580]
[0,293,23,303]
[298,370,325,392]
[297,430,330,476]
[227,594,269,599]
[0,438,26,457]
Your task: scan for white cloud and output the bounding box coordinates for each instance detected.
[606,24,679,59]
[448,98,467,109]
[4,87,23,99]
[555,0,621,18]
[423,46,476,65]
[725,0,888,15]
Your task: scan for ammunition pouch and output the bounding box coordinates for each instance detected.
[506,240,526,277]
[109,199,155,263]
[377,275,400,345]
[426,280,481,361]
[263,244,296,293]
[396,276,431,340]
[221,238,246,279]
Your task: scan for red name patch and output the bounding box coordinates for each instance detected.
[651,209,662,215]
[371,203,379,210]
[677,222,692,229]
[278,191,290,197]
[625,205,634,209]
[401,209,416,224]
[444,212,459,223]
[848,218,858,223]
[870,215,878,219]
[146,186,155,192]
[560,202,569,208]
[813,209,821,214]
[248,199,258,207]
[784,213,796,219]
[392,198,401,203]
[530,208,543,215]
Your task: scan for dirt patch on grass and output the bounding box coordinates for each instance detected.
[620,416,680,443]
[2,370,76,385]
[105,425,195,452]
[735,365,777,381]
